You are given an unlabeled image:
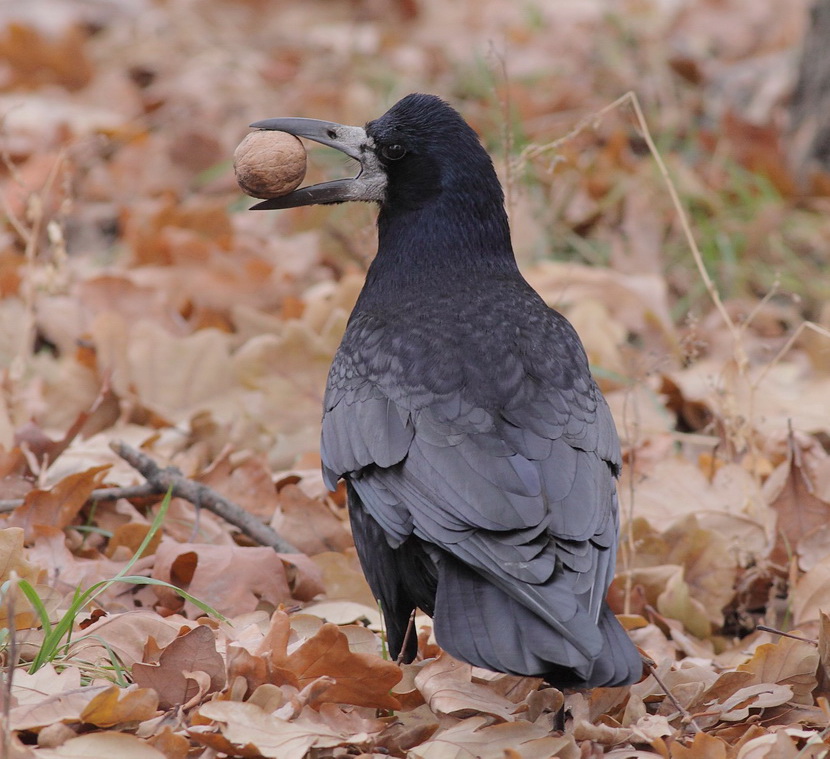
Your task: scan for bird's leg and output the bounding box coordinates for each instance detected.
[395,609,417,664]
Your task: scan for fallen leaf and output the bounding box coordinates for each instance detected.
[33,731,166,758]
[271,483,352,554]
[80,685,159,727]
[765,433,830,567]
[311,550,377,608]
[151,539,294,617]
[0,526,41,584]
[792,554,830,626]
[11,665,82,706]
[717,683,794,721]
[737,636,819,704]
[6,466,110,542]
[670,732,729,759]
[196,700,376,759]
[69,610,191,670]
[9,685,111,731]
[414,652,518,722]
[285,622,402,709]
[409,715,578,759]
[736,731,800,759]
[132,625,226,709]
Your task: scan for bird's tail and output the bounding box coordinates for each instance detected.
[432,554,641,688]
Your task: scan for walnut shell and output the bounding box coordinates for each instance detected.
[233,130,307,199]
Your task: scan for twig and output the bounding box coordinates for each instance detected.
[514,91,744,359]
[108,440,299,554]
[396,610,417,665]
[0,482,163,514]
[0,441,300,554]
[755,624,818,646]
[646,659,703,734]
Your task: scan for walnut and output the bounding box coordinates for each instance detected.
[233,130,307,199]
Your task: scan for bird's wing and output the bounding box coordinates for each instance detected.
[321,306,623,675]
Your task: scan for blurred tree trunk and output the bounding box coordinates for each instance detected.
[788,0,830,190]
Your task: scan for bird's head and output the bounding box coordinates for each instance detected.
[249,93,502,215]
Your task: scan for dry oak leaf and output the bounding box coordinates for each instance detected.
[310,550,377,609]
[0,525,41,586]
[69,610,191,670]
[793,554,830,627]
[196,699,374,759]
[765,435,830,568]
[285,622,402,709]
[5,465,111,542]
[660,514,738,627]
[116,320,234,419]
[80,685,160,727]
[414,652,518,722]
[10,665,82,706]
[670,731,729,759]
[737,635,819,705]
[33,731,165,759]
[409,715,578,759]
[151,539,294,617]
[8,684,111,731]
[271,483,353,555]
[199,452,280,520]
[132,625,226,709]
[735,731,805,759]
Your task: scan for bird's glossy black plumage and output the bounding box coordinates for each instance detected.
[256,93,641,688]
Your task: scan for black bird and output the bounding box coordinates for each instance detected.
[251,94,641,688]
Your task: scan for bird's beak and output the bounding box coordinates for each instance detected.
[246,117,386,210]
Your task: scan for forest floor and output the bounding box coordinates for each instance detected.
[2,0,830,757]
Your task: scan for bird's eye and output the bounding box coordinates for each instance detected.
[381,144,407,161]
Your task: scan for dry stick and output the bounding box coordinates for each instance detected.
[626,93,743,356]
[515,91,742,351]
[395,610,418,665]
[755,624,818,646]
[0,442,300,553]
[646,660,703,735]
[108,441,299,554]
[0,482,162,514]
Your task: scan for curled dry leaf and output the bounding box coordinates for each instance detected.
[271,483,353,555]
[0,529,42,630]
[629,713,674,743]
[715,683,793,721]
[414,652,518,722]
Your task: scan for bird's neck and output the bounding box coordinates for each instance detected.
[366,193,518,295]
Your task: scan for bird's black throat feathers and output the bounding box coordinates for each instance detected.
[361,94,518,300]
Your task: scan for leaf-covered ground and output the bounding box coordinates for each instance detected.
[2,0,830,757]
